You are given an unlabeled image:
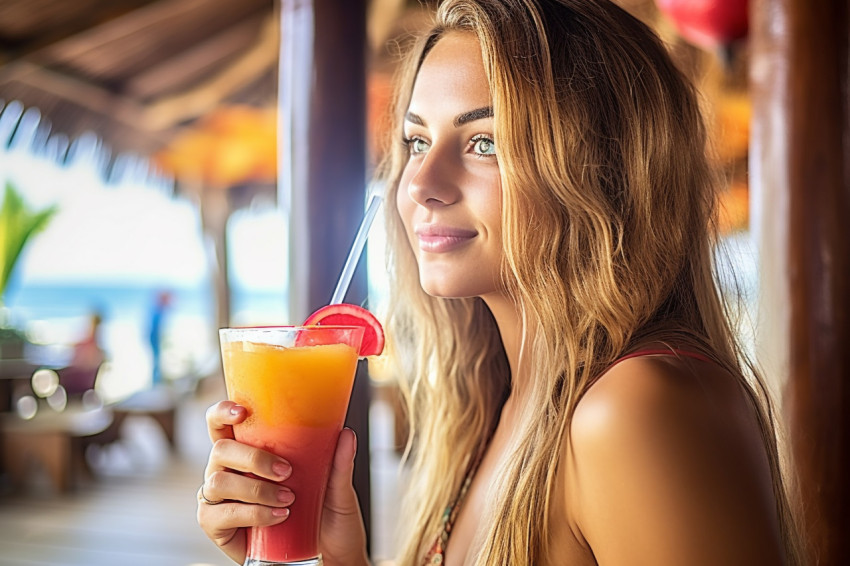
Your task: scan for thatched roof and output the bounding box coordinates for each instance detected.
[0,0,670,175]
[0,0,277,158]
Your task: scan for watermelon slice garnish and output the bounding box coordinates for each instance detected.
[303,303,385,357]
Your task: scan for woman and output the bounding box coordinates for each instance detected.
[198,1,803,564]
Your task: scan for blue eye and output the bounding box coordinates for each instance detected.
[404,136,430,154]
[471,135,496,156]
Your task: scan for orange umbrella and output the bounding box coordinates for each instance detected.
[154,105,277,188]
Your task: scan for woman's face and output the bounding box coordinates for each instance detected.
[397,32,503,300]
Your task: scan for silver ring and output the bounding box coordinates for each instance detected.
[199,483,225,505]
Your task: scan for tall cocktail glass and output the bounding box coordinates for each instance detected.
[219,325,364,566]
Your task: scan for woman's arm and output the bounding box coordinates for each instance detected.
[566,356,785,565]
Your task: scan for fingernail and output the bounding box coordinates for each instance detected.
[229,406,243,416]
[271,507,290,518]
[350,429,358,458]
[277,488,294,504]
[273,461,291,479]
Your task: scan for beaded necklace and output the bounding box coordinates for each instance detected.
[422,446,488,565]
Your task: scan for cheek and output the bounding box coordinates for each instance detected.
[478,179,503,244]
[395,182,416,245]
[487,203,502,244]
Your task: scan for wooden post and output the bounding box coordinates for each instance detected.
[750,1,850,564]
[199,185,231,330]
[278,0,372,548]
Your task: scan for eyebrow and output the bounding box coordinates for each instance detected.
[404,106,494,128]
[454,106,493,127]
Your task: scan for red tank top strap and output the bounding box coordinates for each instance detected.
[612,348,713,367]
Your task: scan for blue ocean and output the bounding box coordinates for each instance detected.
[2,281,289,400]
[4,282,288,328]
[4,282,212,325]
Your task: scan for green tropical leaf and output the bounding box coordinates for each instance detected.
[0,181,58,299]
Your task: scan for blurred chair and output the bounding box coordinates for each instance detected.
[113,386,178,450]
[55,363,102,399]
[1,405,114,492]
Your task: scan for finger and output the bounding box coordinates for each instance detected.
[197,500,289,542]
[206,400,248,444]
[205,438,293,481]
[324,427,360,516]
[203,470,296,508]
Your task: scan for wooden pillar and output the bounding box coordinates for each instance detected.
[199,185,231,330]
[750,1,850,564]
[278,0,372,548]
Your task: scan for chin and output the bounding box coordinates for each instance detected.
[419,278,481,299]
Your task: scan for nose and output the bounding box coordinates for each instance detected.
[405,148,461,207]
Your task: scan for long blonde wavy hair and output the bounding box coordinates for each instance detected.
[375,1,803,564]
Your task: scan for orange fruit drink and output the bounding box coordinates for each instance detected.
[220,325,364,566]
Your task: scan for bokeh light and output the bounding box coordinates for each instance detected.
[31,368,59,398]
[46,385,68,412]
[16,395,38,420]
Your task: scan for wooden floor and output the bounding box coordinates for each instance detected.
[0,382,402,566]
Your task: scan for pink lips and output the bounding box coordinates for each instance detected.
[415,225,477,253]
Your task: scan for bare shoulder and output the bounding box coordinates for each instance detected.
[572,354,753,443]
[563,354,786,565]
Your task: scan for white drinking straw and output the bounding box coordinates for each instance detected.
[330,193,384,304]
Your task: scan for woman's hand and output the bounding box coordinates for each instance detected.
[197,400,292,564]
[318,425,371,566]
[196,400,370,566]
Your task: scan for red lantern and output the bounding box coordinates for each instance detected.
[656,0,749,50]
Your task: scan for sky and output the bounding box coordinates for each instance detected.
[2,137,206,288]
[0,108,290,398]
[0,122,288,294]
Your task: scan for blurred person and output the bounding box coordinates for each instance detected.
[60,311,105,397]
[149,290,172,386]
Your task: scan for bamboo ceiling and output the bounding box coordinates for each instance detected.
[0,0,277,157]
